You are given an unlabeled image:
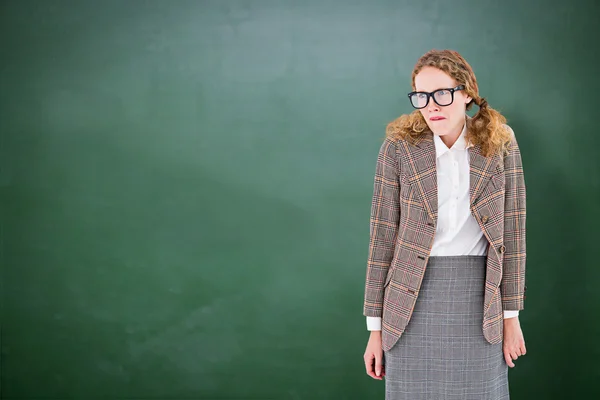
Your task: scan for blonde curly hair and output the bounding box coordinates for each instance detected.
[386,49,512,157]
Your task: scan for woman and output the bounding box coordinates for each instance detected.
[362,49,527,400]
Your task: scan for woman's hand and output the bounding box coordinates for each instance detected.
[503,317,526,368]
[364,331,385,380]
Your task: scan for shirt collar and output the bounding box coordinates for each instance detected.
[433,121,473,159]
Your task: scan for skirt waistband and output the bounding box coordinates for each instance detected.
[422,255,487,282]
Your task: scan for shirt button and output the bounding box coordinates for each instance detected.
[482,215,489,223]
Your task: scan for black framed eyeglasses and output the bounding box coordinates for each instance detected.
[407,85,465,109]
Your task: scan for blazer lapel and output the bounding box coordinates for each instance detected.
[404,131,503,223]
[468,143,503,208]
[403,132,438,222]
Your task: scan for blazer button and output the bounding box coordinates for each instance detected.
[499,245,506,253]
[481,215,489,223]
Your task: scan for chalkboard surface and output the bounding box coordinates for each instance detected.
[1,0,599,399]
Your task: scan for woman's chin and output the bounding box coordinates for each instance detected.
[426,123,447,136]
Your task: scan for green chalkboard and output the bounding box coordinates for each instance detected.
[1,0,599,398]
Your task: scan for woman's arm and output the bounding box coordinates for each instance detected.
[363,137,400,380]
[501,125,527,367]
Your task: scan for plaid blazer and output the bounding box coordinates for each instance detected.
[363,124,527,352]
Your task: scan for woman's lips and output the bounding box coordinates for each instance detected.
[430,116,446,121]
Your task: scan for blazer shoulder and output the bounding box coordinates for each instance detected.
[377,136,401,162]
[380,133,403,149]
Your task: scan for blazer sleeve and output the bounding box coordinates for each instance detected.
[363,137,401,318]
[500,125,527,311]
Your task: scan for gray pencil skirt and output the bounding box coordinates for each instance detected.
[383,255,509,400]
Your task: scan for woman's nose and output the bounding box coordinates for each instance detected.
[428,100,440,112]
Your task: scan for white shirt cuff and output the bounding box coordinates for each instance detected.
[368,312,518,330]
[366,316,382,331]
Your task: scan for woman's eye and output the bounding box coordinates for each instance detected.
[437,90,448,96]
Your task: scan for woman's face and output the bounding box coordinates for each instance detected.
[413,66,472,138]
